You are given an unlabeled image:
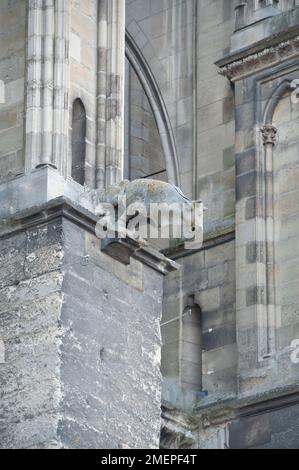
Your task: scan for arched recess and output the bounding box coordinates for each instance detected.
[180,301,202,391]
[263,79,292,125]
[258,78,296,359]
[71,98,86,185]
[161,293,202,397]
[125,31,180,187]
[267,78,299,360]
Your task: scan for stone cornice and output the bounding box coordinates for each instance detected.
[0,197,179,276]
[162,384,299,430]
[216,26,299,81]
[164,228,235,261]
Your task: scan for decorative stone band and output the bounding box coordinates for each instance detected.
[261,125,277,145]
[216,31,299,81]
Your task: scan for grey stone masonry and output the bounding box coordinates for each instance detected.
[217,2,299,401]
[0,199,176,449]
[0,0,26,180]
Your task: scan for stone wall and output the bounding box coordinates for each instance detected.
[272,88,299,364]
[162,237,237,412]
[222,9,299,398]
[126,0,195,196]
[0,210,164,449]
[125,2,239,417]
[69,0,98,187]
[0,220,64,448]
[161,0,299,449]
[229,397,299,449]
[124,58,167,181]
[2,0,299,450]
[0,0,26,181]
[196,0,237,236]
[60,218,163,449]
[125,0,237,211]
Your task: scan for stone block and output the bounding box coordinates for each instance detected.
[0,210,165,449]
[223,95,234,124]
[202,343,237,375]
[223,146,235,170]
[246,286,265,307]
[208,262,228,287]
[229,415,271,449]
[236,171,257,201]
[195,287,221,312]
[202,322,236,352]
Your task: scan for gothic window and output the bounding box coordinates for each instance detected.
[71,98,86,185]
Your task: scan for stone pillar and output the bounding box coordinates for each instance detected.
[105,0,125,186]
[260,124,277,359]
[26,0,45,170]
[41,0,55,167]
[25,0,69,172]
[96,0,126,189]
[96,0,109,189]
[0,199,178,449]
[53,0,70,175]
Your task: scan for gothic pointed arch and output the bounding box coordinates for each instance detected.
[125,31,180,187]
[263,79,292,125]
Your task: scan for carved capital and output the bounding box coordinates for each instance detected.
[261,125,277,145]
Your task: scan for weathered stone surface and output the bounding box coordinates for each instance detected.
[229,415,271,449]
[3,0,299,451]
[0,0,25,181]
[0,214,164,449]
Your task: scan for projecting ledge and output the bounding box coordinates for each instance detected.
[0,196,179,276]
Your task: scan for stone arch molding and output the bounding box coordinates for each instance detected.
[263,79,293,125]
[125,31,180,187]
[257,78,294,360]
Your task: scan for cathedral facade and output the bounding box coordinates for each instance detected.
[1,0,299,449]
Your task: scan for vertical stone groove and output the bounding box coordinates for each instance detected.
[53,0,70,173]
[96,0,108,189]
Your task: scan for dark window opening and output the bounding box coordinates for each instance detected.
[71,98,86,185]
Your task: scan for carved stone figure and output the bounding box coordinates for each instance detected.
[80,179,204,245]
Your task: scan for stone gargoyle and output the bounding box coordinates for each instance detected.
[80,179,204,248]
